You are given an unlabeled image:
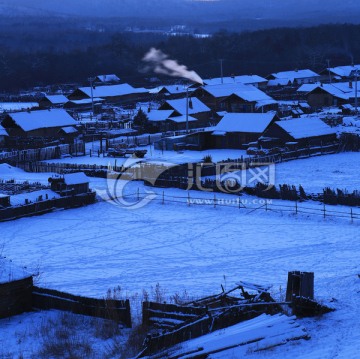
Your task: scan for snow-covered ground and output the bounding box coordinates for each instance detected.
[1,152,360,358]
[274,152,360,193]
[0,170,359,358]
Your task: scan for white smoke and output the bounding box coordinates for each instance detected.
[142,47,203,85]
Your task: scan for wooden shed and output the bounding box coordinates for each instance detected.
[49,172,90,196]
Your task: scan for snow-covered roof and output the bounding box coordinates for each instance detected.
[96,74,120,83]
[163,97,210,115]
[297,81,360,100]
[212,112,276,134]
[270,69,320,82]
[7,109,77,132]
[44,95,68,104]
[77,83,148,98]
[141,109,174,122]
[0,257,32,284]
[10,189,60,206]
[203,74,267,86]
[168,115,197,123]
[67,98,104,105]
[275,118,336,139]
[328,65,360,78]
[148,84,190,95]
[63,172,89,185]
[0,125,8,136]
[0,102,39,113]
[60,126,78,134]
[200,83,276,109]
[230,88,277,108]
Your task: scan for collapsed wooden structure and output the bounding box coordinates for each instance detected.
[138,273,335,358]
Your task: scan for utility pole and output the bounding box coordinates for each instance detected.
[186,86,189,133]
[88,76,96,117]
[220,59,224,84]
[326,59,331,84]
[355,70,359,114]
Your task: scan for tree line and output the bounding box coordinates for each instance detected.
[1,23,360,93]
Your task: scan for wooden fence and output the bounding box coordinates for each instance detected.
[0,142,85,165]
[0,192,96,222]
[32,286,132,327]
[0,277,33,319]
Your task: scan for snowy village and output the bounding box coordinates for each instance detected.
[1,1,360,358]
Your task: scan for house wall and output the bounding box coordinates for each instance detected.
[220,98,255,113]
[214,132,261,149]
[69,183,89,195]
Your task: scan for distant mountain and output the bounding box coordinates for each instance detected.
[1,0,360,25]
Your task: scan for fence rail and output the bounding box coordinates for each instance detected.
[118,190,360,223]
[32,286,131,327]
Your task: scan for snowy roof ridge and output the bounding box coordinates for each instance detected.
[213,112,276,133]
[164,97,210,115]
[7,109,77,132]
[275,117,336,139]
[78,83,148,98]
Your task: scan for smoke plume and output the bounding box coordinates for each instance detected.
[142,48,203,85]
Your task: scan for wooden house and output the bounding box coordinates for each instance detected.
[320,64,360,82]
[39,95,69,109]
[0,258,33,319]
[202,74,268,88]
[68,83,148,104]
[297,81,360,109]
[149,84,190,99]
[260,117,338,148]
[267,69,320,86]
[159,97,211,128]
[209,112,278,149]
[49,172,90,196]
[193,83,276,114]
[1,109,78,139]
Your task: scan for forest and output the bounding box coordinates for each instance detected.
[1,22,360,92]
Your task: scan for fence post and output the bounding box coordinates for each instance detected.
[188,192,190,206]
[351,208,353,223]
[137,188,140,201]
[323,203,326,218]
[295,201,298,215]
[214,193,216,208]
[265,200,268,211]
